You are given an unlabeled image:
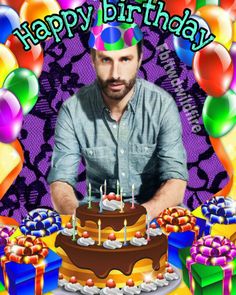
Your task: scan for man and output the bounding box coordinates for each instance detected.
[47,38,188,220]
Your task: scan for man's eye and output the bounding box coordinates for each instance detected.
[102,58,110,63]
[122,57,130,62]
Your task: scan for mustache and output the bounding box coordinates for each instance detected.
[105,79,126,85]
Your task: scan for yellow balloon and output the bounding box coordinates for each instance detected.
[0,44,18,87]
[233,21,236,42]
[20,0,61,24]
[196,5,233,50]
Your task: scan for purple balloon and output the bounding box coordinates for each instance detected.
[230,42,236,93]
[57,0,86,10]
[0,89,23,143]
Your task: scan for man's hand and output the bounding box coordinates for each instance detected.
[50,181,79,214]
[142,179,187,220]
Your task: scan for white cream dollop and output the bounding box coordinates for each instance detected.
[164,272,179,281]
[140,282,157,292]
[61,228,74,236]
[58,278,67,288]
[103,240,123,249]
[100,287,123,295]
[153,278,169,287]
[130,237,148,247]
[146,228,163,237]
[122,286,141,295]
[102,197,124,211]
[77,237,95,246]
[81,285,100,295]
[64,282,83,292]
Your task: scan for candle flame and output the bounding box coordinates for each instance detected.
[98,219,101,226]
[124,219,127,226]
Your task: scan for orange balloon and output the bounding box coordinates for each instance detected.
[0,44,18,87]
[196,5,233,50]
[20,0,61,24]
[5,34,44,77]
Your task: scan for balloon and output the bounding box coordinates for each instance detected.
[5,34,44,77]
[0,0,25,14]
[220,0,236,20]
[0,89,23,143]
[196,5,233,50]
[230,42,236,92]
[57,0,86,10]
[202,90,236,138]
[173,15,210,67]
[0,44,18,87]
[20,0,61,24]
[0,5,20,44]
[3,68,39,115]
[162,0,196,17]
[234,20,236,42]
[0,140,24,200]
[193,42,234,97]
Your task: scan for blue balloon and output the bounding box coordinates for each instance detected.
[173,15,210,67]
[0,5,20,44]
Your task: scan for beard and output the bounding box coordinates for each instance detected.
[97,75,136,101]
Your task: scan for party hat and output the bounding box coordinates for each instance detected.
[88,1,143,51]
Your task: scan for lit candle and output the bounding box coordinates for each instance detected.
[104,179,107,196]
[88,183,92,209]
[116,180,120,196]
[124,219,127,245]
[120,188,123,213]
[131,184,135,209]
[98,219,101,246]
[146,214,151,242]
[72,210,76,241]
[99,185,103,213]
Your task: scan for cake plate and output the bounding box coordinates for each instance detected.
[52,266,182,295]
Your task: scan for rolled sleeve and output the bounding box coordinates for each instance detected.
[157,96,188,183]
[47,103,81,188]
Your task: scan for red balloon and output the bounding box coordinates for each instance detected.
[0,0,25,13]
[5,34,44,77]
[193,42,234,97]
[162,0,196,17]
[220,0,236,20]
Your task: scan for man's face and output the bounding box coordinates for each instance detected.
[92,45,142,101]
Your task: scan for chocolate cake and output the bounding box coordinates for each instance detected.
[55,199,168,288]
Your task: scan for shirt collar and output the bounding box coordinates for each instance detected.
[95,79,140,115]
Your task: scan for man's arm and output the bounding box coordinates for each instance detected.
[50,181,79,214]
[142,179,187,220]
[142,93,188,219]
[47,100,81,214]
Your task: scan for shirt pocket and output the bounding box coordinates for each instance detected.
[82,146,116,178]
[129,143,157,175]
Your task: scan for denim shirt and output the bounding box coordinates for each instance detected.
[47,78,188,203]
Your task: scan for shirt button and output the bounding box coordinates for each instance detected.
[120,149,125,154]
[121,172,126,177]
[113,124,117,129]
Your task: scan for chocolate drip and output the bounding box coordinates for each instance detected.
[55,234,167,278]
[76,203,147,231]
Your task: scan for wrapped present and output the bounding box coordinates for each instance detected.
[157,207,205,268]
[193,196,236,243]
[179,235,236,295]
[0,235,62,295]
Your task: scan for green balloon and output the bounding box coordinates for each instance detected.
[3,68,39,115]
[202,90,236,138]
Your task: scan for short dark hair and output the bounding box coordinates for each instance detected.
[90,40,143,61]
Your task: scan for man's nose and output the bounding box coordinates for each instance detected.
[111,61,120,80]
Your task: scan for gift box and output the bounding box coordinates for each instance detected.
[193,197,236,243]
[157,207,206,269]
[179,236,236,295]
[0,237,62,295]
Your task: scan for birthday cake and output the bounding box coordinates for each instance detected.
[55,193,168,289]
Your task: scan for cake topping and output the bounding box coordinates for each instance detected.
[103,238,123,249]
[135,231,142,238]
[164,270,179,281]
[130,234,148,247]
[126,279,135,287]
[82,231,90,238]
[146,226,162,237]
[66,222,73,229]
[157,273,164,280]
[86,279,95,287]
[106,279,116,288]
[59,273,64,280]
[108,233,116,241]
[102,197,124,212]
[69,276,77,284]
[106,193,117,201]
[166,267,174,273]
[140,280,157,292]
[150,223,157,229]
[77,235,95,247]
